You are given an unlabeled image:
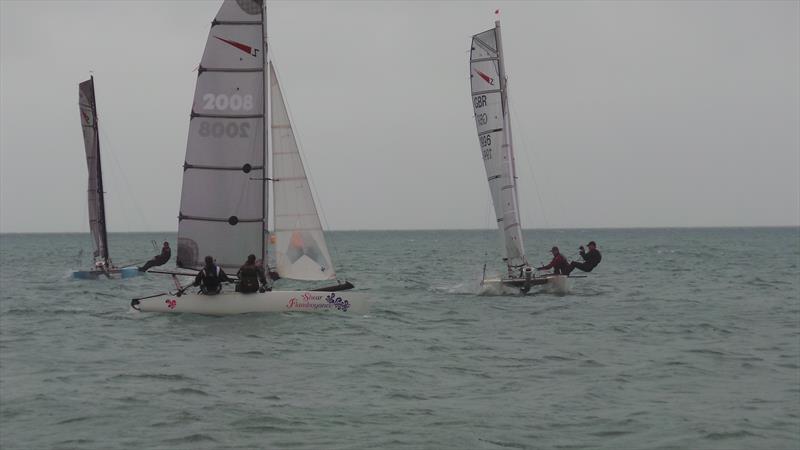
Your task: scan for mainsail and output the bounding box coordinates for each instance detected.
[78,77,109,264]
[270,65,336,280]
[470,21,527,268]
[177,0,267,270]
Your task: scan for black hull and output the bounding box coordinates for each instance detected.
[500,277,550,287]
[312,281,355,292]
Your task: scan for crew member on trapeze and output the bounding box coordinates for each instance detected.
[536,246,570,275]
[566,241,602,275]
[139,241,171,272]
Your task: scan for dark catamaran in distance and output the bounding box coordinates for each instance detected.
[72,77,140,279]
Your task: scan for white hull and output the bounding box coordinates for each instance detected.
[480,274,570,296]
[132,289,368,315]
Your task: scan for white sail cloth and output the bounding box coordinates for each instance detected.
[177,0,336,280]
[470,25,527,267]
[177,0,266,270]
[270,65,336,281]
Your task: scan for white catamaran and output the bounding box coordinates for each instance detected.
[73,77,140,280]
[132,0,367,314]
[470,19,568,295]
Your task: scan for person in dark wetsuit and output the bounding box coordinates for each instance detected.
[537,246,570,275]
[236,254,267,293]
[567,241,602,274]
[139,241,171,272]
[193,256,230,294]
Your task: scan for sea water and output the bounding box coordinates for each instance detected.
[0,228,798,449]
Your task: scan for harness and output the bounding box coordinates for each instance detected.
[238,265,260,293]
[201,265,222,293]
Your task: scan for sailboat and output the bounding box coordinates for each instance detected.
[131,0,366,314]
[72,76,140,280]
[470,19,568,295]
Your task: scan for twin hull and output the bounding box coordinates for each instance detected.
[132,290,368,315]
[481,274,570,295]
[73,267,140,280]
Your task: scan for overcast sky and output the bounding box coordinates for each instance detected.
[1,0,798,233]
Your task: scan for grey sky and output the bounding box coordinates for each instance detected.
[1,0,798,233]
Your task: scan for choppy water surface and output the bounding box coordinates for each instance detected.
[1,228,798,449]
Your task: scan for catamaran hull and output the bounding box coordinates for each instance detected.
[131,290,368,315]
[73,267,140,280]
[481,274,570,295]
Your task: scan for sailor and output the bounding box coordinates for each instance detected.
[236,254,267,293]
[536,246,570,275]
[95,260,110,275]
[139,241,171,272]
[193,255,230,294]
[567,241,602,274]
[256,258,275,291]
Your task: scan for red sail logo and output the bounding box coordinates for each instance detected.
[474,69,495,86]
[213,36,259,57]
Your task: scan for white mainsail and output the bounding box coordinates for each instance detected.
[177,0,267,270]
[470,21,527,269]
[270,65,336,280]
[78,76,109,264]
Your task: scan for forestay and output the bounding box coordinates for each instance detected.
[78,77,109,263]
[177,0,267,271]
[470,23,527,268]
[270,65,336,280]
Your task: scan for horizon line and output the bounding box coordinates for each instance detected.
[1,224,799,235]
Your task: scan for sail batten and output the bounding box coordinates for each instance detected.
[470,22,527,268]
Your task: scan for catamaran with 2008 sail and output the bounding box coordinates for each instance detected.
[131,0,366,314]
[73,77,140,280]
[470,19,568,295]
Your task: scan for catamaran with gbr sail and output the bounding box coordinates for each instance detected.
[131,0,367,314]
[470,18,568,295]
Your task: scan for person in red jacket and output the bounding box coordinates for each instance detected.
[536,246,570,275]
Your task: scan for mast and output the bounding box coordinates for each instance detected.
[261,1,268,265]
[89,76,110,264]
[494,20,527,268]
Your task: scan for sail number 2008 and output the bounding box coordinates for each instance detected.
[202,93,254,112]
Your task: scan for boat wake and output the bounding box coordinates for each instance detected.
[477,280,521,296]
[430,280,484,295]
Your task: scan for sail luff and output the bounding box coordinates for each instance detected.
[260,2,268,266]
[494,20,527,266]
